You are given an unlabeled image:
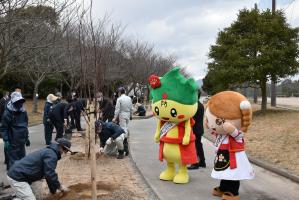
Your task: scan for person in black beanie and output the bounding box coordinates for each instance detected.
[188,90,206,170]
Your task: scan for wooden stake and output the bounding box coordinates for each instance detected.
[85,100,91,157]
[89,103,97,200]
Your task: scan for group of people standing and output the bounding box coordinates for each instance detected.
[43,92,85,145]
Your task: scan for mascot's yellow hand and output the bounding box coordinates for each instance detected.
[182,136,190,145]
[223,122,236,134]
[154,132,160,143]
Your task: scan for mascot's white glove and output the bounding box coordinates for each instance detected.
[59,185,70,192]
[99,147,104,153]
[106,137,112,145]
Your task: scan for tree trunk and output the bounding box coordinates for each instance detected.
[32,82,39,113]
[253,87,258,103]
[260,79,267,111]
[271,77,277,107]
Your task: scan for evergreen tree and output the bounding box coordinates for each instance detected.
[204,7,299,111]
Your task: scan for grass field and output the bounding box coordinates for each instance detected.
[246,106,299,176]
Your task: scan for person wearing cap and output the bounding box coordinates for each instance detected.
[43,94,58,145]
[95,120,126,159]
[112,87,133,156]
[6,138,71,199]
[0,91,29,170]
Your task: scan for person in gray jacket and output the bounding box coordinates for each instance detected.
[112,87,133,156]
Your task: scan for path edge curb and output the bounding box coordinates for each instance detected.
[128,151,162,200]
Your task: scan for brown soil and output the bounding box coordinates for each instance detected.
[40,137,153,200]
[44,182,117,200]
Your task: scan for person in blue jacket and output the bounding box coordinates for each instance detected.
[95,120,125,159]
[43,94,58,145]
[7,138,71,200]
[49,101,67,141]
[0,92,30,170]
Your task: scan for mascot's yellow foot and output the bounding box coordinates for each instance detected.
[159,168,175,181]
[173,172,189,184]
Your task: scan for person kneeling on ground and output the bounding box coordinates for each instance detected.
[6,138,71,200]
[95,120,125,159]
[134,99,146,117]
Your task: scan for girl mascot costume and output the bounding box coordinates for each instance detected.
[205,91,255,200]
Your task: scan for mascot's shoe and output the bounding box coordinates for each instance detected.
[159,166,175,181]
[221,192,240,200]
[173,172,189,184]
[212,187,224,197]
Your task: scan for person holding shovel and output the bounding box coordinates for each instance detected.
[6,138,71,200]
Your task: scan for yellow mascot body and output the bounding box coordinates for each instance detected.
[148,67,199,184]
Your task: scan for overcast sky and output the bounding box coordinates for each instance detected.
[90,0,299,79]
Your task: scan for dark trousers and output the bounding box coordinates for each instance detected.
[195,134,205,163]
[70,111,76,129]
[219,180,240,196]
[124,138,129,153]
[6,144,25,170]
[52,120,64,140]
[75,111,82,130]
[44,123,54,145]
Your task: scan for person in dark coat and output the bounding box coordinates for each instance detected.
[188,90,206,170]
[97,92,115,122]
[43,94,58,145]
[49,101,66,140]
[7,138,71,199]
[73,98,86,131]
[1,92,30,170]
[95,120,125,159]
[0,91,10,123]
[0,91,10,174]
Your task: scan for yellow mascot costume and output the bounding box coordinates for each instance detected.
[205,91,255,200]
[148,67,198,184]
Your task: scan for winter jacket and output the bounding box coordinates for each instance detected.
[43,102,53,125]
[0,96,9,120]
[193,101,204,137]
[49,102,66,123]
[1,102,29,145]
[74,99,86,113]
[114,94,133,119]
[7,143,62,194]
[99,97,115,120]
[98,122,125,148]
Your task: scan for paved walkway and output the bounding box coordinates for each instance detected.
[129,118,299,200]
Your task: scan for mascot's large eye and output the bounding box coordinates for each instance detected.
[154,106,159,115]
[170,108,177,117]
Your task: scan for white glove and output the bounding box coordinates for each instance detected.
[106,137,112,145]
[99,147,104,153]
[60,185,69,192]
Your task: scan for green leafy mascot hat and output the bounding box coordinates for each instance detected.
[148,67,198,105]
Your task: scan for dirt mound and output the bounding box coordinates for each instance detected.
[43,181,136,200]
[69,152,107,160]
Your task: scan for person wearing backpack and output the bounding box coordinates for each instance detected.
[43,94,58,145]
[0,92,30,170]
